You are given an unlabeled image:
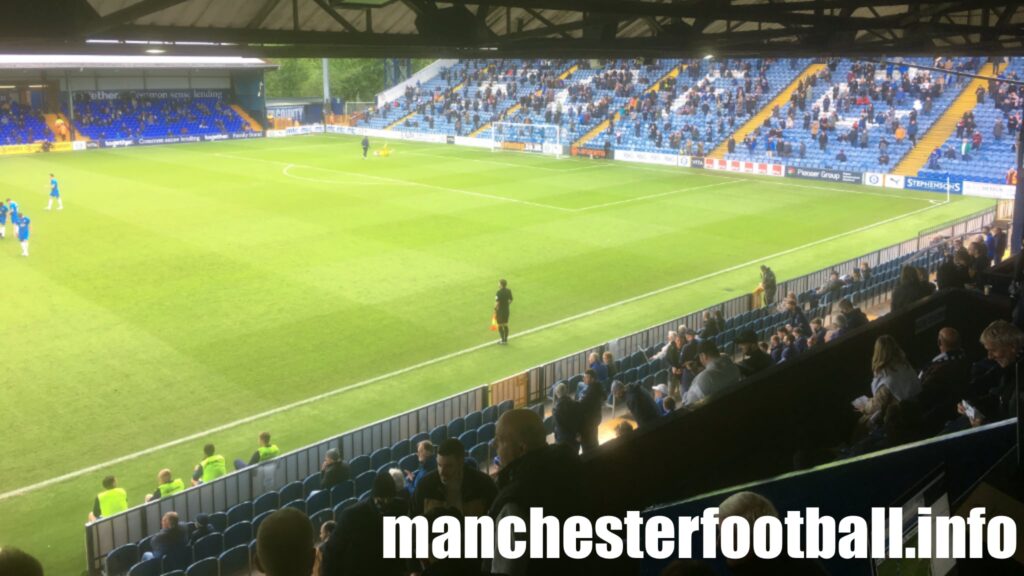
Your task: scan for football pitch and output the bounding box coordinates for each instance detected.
[0,133,994,573]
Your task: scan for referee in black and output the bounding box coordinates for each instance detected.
[495,279,513,344]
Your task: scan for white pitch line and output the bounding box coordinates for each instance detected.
[214,152,574,213]
[281,164,416,187]
[0,197,948,503]
[572,179,745,212]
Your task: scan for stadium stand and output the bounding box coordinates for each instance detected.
[0,100,54,145]
[66,92,249,141]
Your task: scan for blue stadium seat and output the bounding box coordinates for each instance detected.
[390,439,410,461]
[464,410,482,431]
[430,425,447,446]
[284,499,306,513]
[464,457,479,470]
[376,461,397,476]
[358,489,371,501]
[349,455,371,477]
[138,535,154,556]
[329,480,355,504]
[278,481,302,507]
[218,545,249,575]
[476,422,496,445]
[370,447,392,470]
[226,501,252,526]
[531,403,544,419]
[192,532,223,563]
[302,472,321,498]
[409,432,430,446]
[457,430,477,448]
[653,369,668,385]
[161,572,185,576]
[311,509,334,534]
[208,512,227,533]
[481,405,498,424]
[567,374,583,394]
[398,454,418,474]
[162,546,192,573]
[333,497,358,518]
[447,417,465,438]
[106,543,139,576]
[224,520,252,550]
[636,362,650,380]
[497,399,514,415]
[250,510,272,532]
[469,442,489,469]
[253,491,279,517]
[127,557,161,576]
[621,367,638,384]
[306,490,331,515]
[354,470,375,496]
[185,558,217,576]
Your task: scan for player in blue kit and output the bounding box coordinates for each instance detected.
[18,213,29,256]
[47,173,63,211]
[8,198,19,238]
[0,200,7,239]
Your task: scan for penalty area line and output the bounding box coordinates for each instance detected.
[0,198,947,503]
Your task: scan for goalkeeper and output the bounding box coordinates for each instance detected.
[376,143,391,157]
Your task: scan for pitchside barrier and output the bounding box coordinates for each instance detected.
[82,172,996,572]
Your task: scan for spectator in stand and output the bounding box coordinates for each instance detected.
[809,318,827,348]
[891,265,930,313]
[836,149,847,162]
[257,508,316,576]
[144,512,190,567]
[652,384,670,414]
[779,333,799,363]
[579,369,605,455]
[837,298,869,331]
[189,514,214,545]
[783,297,811,335]
[614,420,634,438]
[405,440,437,495]
[967,241,991,287]
[649,331,677,362]
[552,382,582,454]
[666,331,685,398]
[321,473,405,576]
[916,327,972,435]
[718,492,829,575]
[993,226,1008,265]
[961,320,1024,426]
[312,520,336,576]
[416,507,483,576]
[827,314,849,343]
[855,335,921,433]
[768,334,783,363]
[319,449,350,492]
[489,409,584,576]
[587,351,608,384]
[611,380,661,427]
[736,330,772,377]
[0,547,43,576]
[698,311,721,339]
[662,396,677,415]
[815,270,844,306]
[793,326,809,353]
[982,226,996,262]
[683,340,742,406]
[936,250,969,290]
[236,431,280,470]
[916,267,937,297]
[602,351,617,382]
[860,261,872,282]
[412,438,497,516]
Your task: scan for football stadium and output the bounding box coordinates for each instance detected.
[1,2,1024,576]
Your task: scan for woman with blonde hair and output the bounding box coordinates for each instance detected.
[856,335,921,427]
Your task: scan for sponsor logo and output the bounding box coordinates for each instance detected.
[82,90,227,100]
[885,174,905,189]
[863,173,884,187]
[904,177,962,194]
[204,134,229,142]
[962,180,1013,199]
[689,157,705,169]
[446,135,455,145]
[787,166,861,183]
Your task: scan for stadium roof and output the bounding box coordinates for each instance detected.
[4,0,1024,58]
[0,54,274,70]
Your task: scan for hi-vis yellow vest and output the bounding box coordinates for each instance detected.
[97,488,128,517]
[257,444,281,462]
[158,478,185,498]
[200,455,227,483]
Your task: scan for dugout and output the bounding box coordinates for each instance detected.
[0,54,275,150]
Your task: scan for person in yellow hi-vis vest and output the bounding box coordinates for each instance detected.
[145,469,185,502]
[234,431,282,470]
[192,443,228,486]
[88,476,128,522]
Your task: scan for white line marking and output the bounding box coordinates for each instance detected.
[0,197,948,502]
[281,164,417,186]
[215,153,574,212]
[573,179,745,211]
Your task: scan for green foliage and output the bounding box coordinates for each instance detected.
[265,58,433,101]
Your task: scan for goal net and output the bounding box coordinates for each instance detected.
[490,122,563,158]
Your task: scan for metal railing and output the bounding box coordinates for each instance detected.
[83,205,995,573]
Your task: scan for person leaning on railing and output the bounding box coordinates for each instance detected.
[88,475,128,522]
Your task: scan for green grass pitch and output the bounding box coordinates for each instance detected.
[0,134,993,574]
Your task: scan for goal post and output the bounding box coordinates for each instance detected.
[489,122,563,158]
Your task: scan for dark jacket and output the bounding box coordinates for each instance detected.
[916,350,972,435]
[552,396,583,452]
[785,307,812,335]
[738,348,773,378]
[579,382,605,454]
[412,464,497,517]
[320,499,405,576]
[891,281,929,313]
[680,338,699,364]
[151,525,190,570]
[488,444,584,576]
[321,461,351,491]
[842,307,869,330]
[624,383,661,426]
[936,260,968,290]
